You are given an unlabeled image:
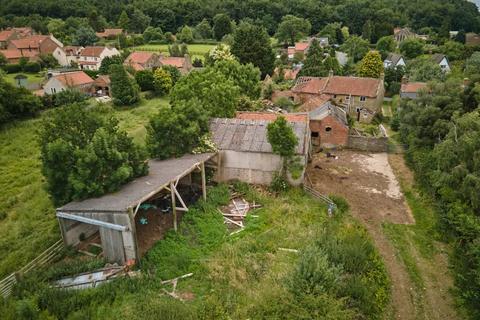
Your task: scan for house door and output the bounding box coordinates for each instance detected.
[356,108,360,122]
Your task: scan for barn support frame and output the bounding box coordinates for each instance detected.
[56,153,216,265]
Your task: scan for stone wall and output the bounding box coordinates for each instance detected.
[347,135,389,152]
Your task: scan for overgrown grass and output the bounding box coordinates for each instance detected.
[0,97,169,278]
[1,184,390,320]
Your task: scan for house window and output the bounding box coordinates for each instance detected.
[325,127,332,132]
[360,96,366,102]
[345,96,350,101]
[311,132,319,137]
[333,95,337,98]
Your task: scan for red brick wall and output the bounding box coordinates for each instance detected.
[310,116,348,149]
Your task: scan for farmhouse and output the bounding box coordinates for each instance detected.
[124,51,161,71]
[0,30,18,49]
[210,113,310,185]
[0,48,38,63]
[56,153,215,264]
[292,73,385,123]
[384,53,406,69]
[159,54,193,74]
[43,71,94,95]
[78,46,121,71]
[8,35,62,56]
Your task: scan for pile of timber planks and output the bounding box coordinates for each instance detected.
[219,197,261,235]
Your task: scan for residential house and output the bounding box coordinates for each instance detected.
[0,48,38,64]
[466,32,480,46]
[400,78,427,100]
[292,72,385,123]
[96,29,124,39]
[43,71,94,95]
[78,46,120,71]
[159,54,193,74]
[383,53,406,69]
[306,101,349,150]
[11,27,34,38]
[0,30,18,49]
[210,112,310,185]
[394,27,417,42]
[124,51,161,71]
[52,46,84,67]
[431,53,450,73]
[8,35,62,57]
[287,37,329,59]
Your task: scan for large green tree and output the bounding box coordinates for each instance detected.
[275,15,311,45]
[231,22,275,77]
[340,35,369,62]
[399,38,425,59]
[39,104,148,205]
[211,59,261,99]
[357,51,384,78]
[407,57,444,82]
[376,36,396,59]
[170,69,240,118]
[0,74,41,125]
[110,64,140,106]
[299,39,327,77]
[72,26,97,46]
[213,14,232,41]
[146,100,209,159]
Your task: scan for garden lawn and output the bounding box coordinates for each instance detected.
[3,72,44,86]
[0,97,169,278]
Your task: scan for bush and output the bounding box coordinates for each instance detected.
[4,64,21,73]
[54,89,87,107]
[269,173,289,193]
[24,62,41,73]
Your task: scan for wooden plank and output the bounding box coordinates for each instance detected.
[201,162,207,201]
[57,212,128,232]
[170,182,177,232]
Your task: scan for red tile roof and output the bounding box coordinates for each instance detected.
[298,94,332,112]
[0,48,37,59]
[0,30,16,42]
[160,56,185,68]
[125,51,154,65]
[63,46,83,55]
[236,112,308,123]
[293,76,382,98]
[54,71,94,87]
[292,77,329,94]
[400,82,427,93]
[295,42,310,52]
[80,46,106,57]
[94,75,111,86]
[10,35,50,49]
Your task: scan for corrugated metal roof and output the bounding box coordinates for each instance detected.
[210,118,308,155]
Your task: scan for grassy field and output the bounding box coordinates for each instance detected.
[1,184,390,319]
[133,43,216,59]
[0,97,169,278]
[3,72,44,86]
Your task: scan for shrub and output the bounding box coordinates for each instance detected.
[134,70,155,91]
[4,64,21,73]
[269,173,289,193]
[24,62,41,73]
[54,89,87,107]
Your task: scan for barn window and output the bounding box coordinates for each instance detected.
[311,132,319,137]
[325,127,332,132]
[360,96,366,102]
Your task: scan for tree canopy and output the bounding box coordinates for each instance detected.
[357,51,384,78]
[275,15,311,45]
[39,104,148,205]
[231,22,275,78]
[110,64,140,105]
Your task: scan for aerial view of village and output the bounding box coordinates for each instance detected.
[1,0,480,319]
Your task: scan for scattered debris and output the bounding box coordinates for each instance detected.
[161,273,194,300]
[54,265,139,290]
[219,197,262,234]
[278,248,299,253]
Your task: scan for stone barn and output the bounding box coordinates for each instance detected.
[210,113,310,185]
[56,153,216,265]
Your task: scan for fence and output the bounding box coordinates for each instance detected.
[303,185,336,208]
[0,239,63,299]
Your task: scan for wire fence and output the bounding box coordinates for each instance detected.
[0,239,63,299]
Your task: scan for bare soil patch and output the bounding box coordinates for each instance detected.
[307,150,414,225]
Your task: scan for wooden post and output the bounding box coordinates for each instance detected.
[201,162,207,201]
[170,182,177,232]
